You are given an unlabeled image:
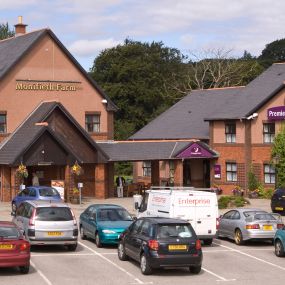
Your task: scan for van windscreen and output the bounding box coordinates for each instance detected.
[36,207,73,221]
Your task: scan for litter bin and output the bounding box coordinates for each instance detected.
[133,194,142,211]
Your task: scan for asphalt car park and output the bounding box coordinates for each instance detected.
[1,198,285,285]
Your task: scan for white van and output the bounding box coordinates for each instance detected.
[136,187,219,245]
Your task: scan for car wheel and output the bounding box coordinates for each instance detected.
[234,229,244,245]
[95,233,102,248]
[67,244,77,251]
[80,226,86,240]
[12,202,16,212]
[275,240,285,257]
[118,242,128,261]
[203,239,213,246]
[189,265,201,274]
[19,265,29,274]
[140,253,152,275]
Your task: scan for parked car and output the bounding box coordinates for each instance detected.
[274,225,285,257]
[12,201,78,251]
[12,186,62,212]
[217,208,284,245]
[79,204,133,247]
[0,221,30,274]
[271,188,285,215]
[117,217,203,275]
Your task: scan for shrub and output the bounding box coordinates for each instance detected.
[257,185,274,199]
[218,195,250,209]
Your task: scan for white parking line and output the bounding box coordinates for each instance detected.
[78,241,153,285]
[213,242,285,271]
[202,267,236,282]
[30,261,53,285]
[32,253,94,257]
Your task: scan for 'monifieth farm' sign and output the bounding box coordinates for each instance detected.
[16,80,79,92]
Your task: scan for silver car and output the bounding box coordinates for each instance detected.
[217,208,284,245]
[12,201,78,251]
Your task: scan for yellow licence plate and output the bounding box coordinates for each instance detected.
[0,244,13,250]
[263,225,273,231]
[47,232,62,236]
[275,207,284,211]
[168,245,187,251]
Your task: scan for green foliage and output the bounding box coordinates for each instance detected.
[259,38,285,68]
[257,185,274,199]
[247,168,260,191]
[115,161,132,176]
[0,22,14,40]
[271,123,285,188]
[218,196,250,209]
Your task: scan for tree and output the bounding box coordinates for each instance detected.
[271,123,285,188]
[259,38,285,68]
[0,22,14,40]
[90,39,185,139]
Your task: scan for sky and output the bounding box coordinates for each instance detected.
[1,0,285,71]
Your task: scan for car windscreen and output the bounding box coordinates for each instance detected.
[39,187,59,197]
[243,211,276,221]
[97,209,133,221]
[36,207,73,221]
[0,226,20,239]
[157,223,194,238]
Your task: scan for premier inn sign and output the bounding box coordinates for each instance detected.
[16,80,79,92]
[267,106,285,121]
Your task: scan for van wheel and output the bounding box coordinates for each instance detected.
[80,226,86,240]
[275,240,285,257]
[95,233,102,248]
[203,239,213,246]
[67,244,77,251]
[118,242,128,261]
[234,229,244,245]
[19,265,29,274]
[140,253,152,275]
[189,265,201,274]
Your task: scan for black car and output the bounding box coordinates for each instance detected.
[117,217,203,275]
[271,188,285,214]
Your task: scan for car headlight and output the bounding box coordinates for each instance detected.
[102,229,116,234]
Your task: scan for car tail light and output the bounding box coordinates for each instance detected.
[277,223,284,229]
[19,241,30,252]
[195,239,201,250]
[29,208,36,226]
[70,209,77,226]
[216,218,220,230]
[246,224,260,229]
[148,240,159,251]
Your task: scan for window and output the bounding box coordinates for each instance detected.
[85,113,100,133]
[226,163,237,182]
[263,123,275,143]
[0,113,7,133]
[169,160,175,185]
[264,164,275,184]
[225,123,236,143]
[143,161,151,177]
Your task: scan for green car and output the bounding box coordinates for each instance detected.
[274,226,285,257]
[79,204,133,247]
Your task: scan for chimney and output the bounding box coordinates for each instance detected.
[14,16,28,36]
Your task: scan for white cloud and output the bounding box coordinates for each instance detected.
[68,38,121,57]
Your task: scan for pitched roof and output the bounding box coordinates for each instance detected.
[0,29,117,112]
[129,87,243,140]
[205,63,285,120]
[98,141,218,161]
[0,101,109,165]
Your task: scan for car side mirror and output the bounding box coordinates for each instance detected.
[132,216,137,221]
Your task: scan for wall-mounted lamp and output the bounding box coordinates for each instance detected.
[247,113,258,120]
[101,99,107,104]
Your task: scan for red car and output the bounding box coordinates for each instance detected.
[0,221,30,274]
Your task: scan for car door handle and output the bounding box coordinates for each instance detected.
[197,221,202,224]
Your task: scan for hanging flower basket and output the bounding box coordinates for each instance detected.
[16,163,28,179]
[70,161,82,176]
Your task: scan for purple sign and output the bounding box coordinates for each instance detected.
[214,165,221,179]
[267,106,285,121]
[176,142,214,158]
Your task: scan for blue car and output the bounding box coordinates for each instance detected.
[274,225,285,257]
[12,186,62,212]
[79,204,133,247]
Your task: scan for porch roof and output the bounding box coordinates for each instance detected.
[97,140,219,162]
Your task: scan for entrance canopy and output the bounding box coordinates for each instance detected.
[98,140,219,162]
